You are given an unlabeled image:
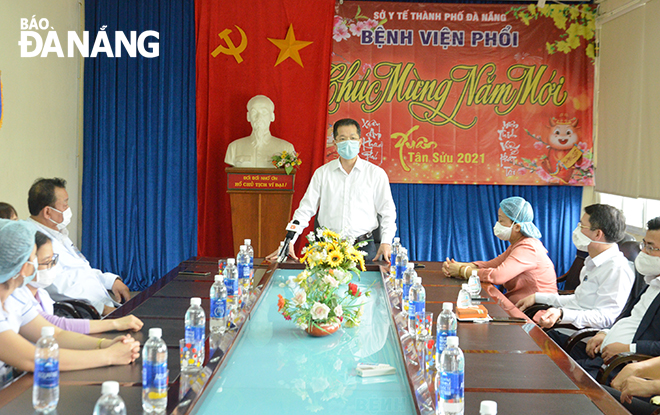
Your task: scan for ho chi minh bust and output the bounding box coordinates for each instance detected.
[224,95,295,168]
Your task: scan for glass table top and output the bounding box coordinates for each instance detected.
[191,269,417,415]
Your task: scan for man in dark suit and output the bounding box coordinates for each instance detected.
[565,216,660,378]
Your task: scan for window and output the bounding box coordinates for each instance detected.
[598,193,660,234]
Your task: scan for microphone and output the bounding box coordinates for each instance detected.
[277,220,301,263]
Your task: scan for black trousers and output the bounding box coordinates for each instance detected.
[547,329,605,380]
[604,385,658,415]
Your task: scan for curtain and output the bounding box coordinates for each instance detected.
[392,184,583,275]
[82,0,197,290]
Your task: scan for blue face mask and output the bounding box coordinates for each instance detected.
[336,140,360,160]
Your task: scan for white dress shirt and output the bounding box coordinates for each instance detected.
[29,218,119,314]
[536,244,634,329]
[291,157,397,244]
[601,275,660,351]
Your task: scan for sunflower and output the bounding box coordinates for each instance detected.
[326,250,344,267]
[346,247,361,262]
[326,243,339,254]
[323,229,340,240]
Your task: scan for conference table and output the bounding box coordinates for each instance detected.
[0,258,631,414]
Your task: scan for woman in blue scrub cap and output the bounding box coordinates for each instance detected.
[442,197,557,304]
[0,219,140,386]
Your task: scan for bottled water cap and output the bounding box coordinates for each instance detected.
[244,239,251,245]
[393,237,400,242]
[407,263,414,269]
[239,245,246,251]
[447,336,459,347]
[190,297,201,306]
[41,326,55,337]
[480,400,497,414]
[101,381,120,396]
[149,327,162,338]
[401,247,407,254]
[471,270,478,277]
[413,276,422,284]
[462,283,469,290]
[442,302,453,311]
[214,274,223,282]
[227,258,236,264]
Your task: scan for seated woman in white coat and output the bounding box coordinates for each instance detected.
[19,231,143,334]
[0,219,140,388]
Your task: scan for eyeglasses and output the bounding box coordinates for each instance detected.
[641,241,660,253]
[38,253,59,269]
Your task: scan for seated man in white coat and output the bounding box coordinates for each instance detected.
[27,178,130,315]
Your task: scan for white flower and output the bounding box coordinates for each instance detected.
[310,251,327,263]
[310,302,330,320]
[333,269,350,284]
[334,305,343,317]
[323,275,339,288]
[292,290,307,306]
[298,322,308,331]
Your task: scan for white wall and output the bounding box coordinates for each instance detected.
[0,0,83,244]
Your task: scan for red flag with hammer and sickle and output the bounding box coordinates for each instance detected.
[196,0,335,257]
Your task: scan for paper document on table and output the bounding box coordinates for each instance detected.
[456,304,491,321]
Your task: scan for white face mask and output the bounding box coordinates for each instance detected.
[49,206,72,232]
[29,267,58,289]
[572,224,611,252]
[493,222,512,241]
[14,258,38,288]
[635,251,660,277]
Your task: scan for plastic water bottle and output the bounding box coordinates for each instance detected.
[407,276,426,335]
[142,328,168,413]
[237,245,251,304]
[457,284,472,309]
[402,263,417,314]
[210,274,228,334]
[436,303,458,368]
[33,326,59,412]
[390,237,401,276]
[436,336,464,415]
[224,258,239,313]
[244,238,255,285]
[467,270,481,298]
[93,381,126,415]
[395,247,408,291]
[185,297,206,363]
[480,400,497,415]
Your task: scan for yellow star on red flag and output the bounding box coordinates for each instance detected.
[267,24,313,67]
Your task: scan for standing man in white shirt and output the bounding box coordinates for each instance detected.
[563,217,660,378]
[516,204,634,330]
[271,118,397,263]
[27,178,130,315]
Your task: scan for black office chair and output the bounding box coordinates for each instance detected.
[53,299,102,320]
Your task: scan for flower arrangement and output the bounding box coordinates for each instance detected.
[272,151,302,175]
[277,228,370,334]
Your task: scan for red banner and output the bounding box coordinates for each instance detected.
[196,0,335,256]
[328,2,596,186]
